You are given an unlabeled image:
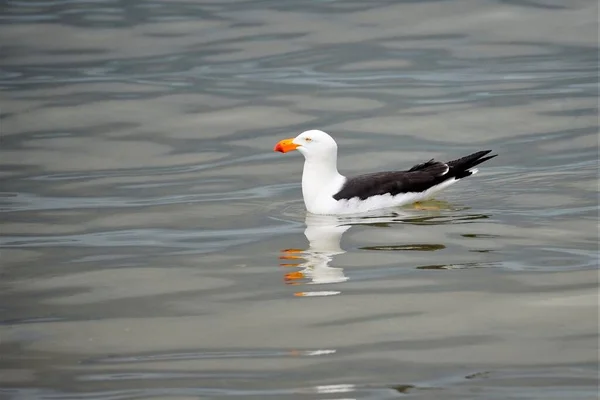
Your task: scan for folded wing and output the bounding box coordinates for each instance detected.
[333,150,496,201]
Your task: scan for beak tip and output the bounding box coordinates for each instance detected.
[274,138,298,153]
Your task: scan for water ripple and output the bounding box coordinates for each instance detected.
[0,183,299,212]
[0,224,304,250]
[85,348,336,364]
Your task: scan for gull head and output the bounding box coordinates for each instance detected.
[274,130,338,161]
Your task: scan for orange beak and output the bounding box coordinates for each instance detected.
[285,271,305,281]
[274,138,299,153]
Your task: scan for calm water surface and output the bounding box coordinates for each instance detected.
[1,0,598,399]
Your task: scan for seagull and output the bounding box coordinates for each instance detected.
[274,130,497,215]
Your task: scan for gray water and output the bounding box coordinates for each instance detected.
[1,1,598,399]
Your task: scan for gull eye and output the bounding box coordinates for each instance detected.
[305,137,312,142]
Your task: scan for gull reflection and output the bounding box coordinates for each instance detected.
[280,211,412,297]
[279,201,490,296]
[280,214,350,296]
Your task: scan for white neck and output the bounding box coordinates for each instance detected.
[301,157,345,213]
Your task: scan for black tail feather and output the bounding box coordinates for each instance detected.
[448,150,497,179]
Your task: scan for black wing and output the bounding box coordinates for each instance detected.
[333,150,496,201]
